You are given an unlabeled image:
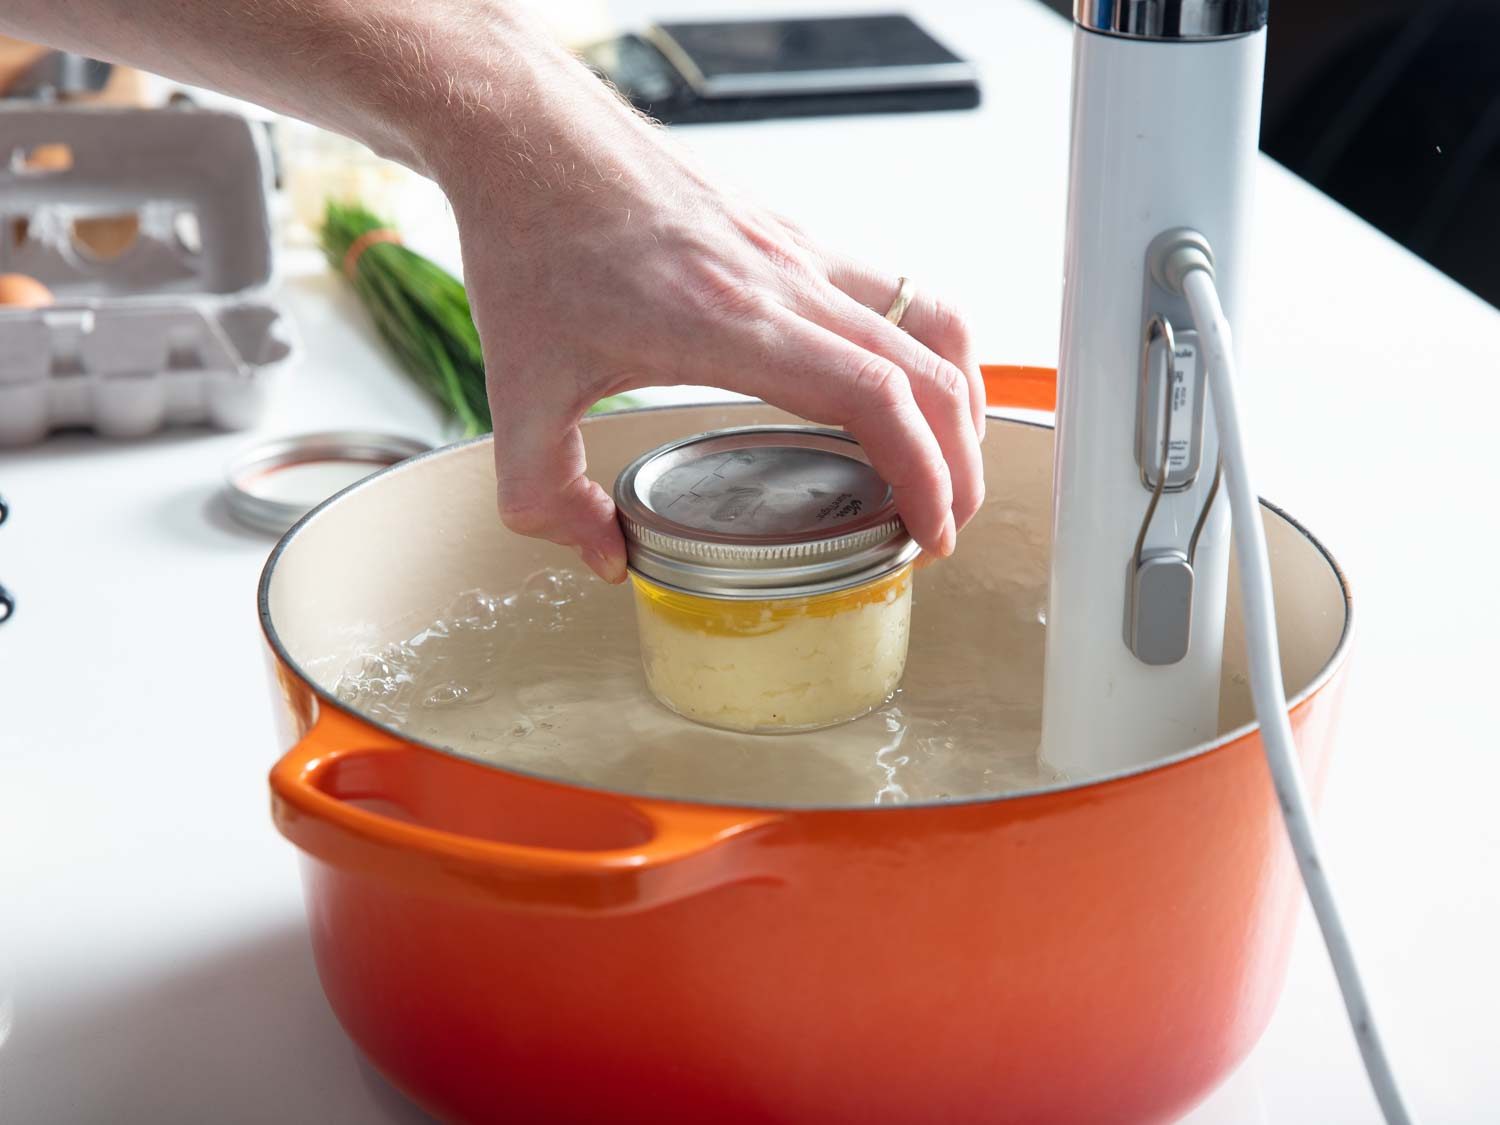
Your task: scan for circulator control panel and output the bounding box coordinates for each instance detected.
[1136,326,1205,491]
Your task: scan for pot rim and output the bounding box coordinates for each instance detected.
[257,402,1354,814]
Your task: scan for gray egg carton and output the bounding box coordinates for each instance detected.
[0,107,295,445]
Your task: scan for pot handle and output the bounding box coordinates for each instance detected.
[981,364,1056,413]
[270,706,782,916]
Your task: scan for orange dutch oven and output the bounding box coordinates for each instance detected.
[263,368,1351,1125]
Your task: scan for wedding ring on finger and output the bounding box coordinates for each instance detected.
[884,276,917,328]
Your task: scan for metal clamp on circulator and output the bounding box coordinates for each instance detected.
[1124,313,1221,666]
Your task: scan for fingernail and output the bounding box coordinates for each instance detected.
[582,547,627,584]
[938,513,957,558]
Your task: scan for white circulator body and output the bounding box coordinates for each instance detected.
[1040,28,1267,779]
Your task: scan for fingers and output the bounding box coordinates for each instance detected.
[710,311,958,555]
[794,278,985,531]
[491,399,629,583]
[821,255,987,441]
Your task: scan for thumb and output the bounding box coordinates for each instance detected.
[493,413,628,584]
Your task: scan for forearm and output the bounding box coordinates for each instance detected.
[0,0,631,186]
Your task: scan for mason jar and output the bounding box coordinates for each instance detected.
[614,426,919,733]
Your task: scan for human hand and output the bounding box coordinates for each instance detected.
[428,28,985,583]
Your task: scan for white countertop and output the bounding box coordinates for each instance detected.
[3,1,1498,1121]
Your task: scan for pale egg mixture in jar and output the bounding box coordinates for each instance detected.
[615,426,919,733]
[630,568,911,734]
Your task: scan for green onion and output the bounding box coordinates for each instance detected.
[319,200,636,435]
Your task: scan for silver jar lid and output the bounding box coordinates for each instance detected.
[614,425,919,599]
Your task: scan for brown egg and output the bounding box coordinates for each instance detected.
[0,273,55,308]
[23,143,73,172]
[73,214,140,260]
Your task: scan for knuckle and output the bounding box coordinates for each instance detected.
[495,475,562,538]
[927,360,968,407]
[847,356,907,408]
[688,264,775,325]
[929,298,974,351]
[496,496,550,538]
[738,216,815,279]
[955,472,985,522]
[774,212,812,244]
[765,239,813,281]
[496,472,608,545]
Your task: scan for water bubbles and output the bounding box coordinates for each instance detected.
[871,698,913,804]
[422,681,470,707]
[446,589,506,631]
[355,641,417,684]
[523,568,576,605]
[334,569,595,726]
[333,640,424,723]
[409,620,451,646]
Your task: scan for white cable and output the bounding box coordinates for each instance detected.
[1178,264,1414,1125]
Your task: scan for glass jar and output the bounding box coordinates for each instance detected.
[614,426,919,734]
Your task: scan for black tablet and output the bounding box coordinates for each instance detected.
[583,14,980,124]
